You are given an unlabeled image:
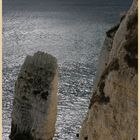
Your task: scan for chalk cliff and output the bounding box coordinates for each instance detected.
[80,0,138,139]
[10,52,58,140]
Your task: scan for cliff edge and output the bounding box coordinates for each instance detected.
[80,0,138,140]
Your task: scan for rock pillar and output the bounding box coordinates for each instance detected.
[10,51,58,140]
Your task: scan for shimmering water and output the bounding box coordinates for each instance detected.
[3,1,131,139]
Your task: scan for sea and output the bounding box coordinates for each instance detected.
[2,0,132,139]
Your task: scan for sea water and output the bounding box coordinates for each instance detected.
[3,0,131,139]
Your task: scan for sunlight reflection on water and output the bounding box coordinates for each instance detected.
[3,3,129,139]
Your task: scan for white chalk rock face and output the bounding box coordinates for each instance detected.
[80,0,138,140]
[10,51,58,140]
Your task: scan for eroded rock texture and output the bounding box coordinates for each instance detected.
[10,51,58,140]
[80,0,138,140]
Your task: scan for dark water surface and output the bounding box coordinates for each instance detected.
[3,0,131,139]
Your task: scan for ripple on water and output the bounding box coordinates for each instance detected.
[2,7,117,139]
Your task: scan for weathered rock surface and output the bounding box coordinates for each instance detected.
[80,0,138,140]
[10,51,58,140]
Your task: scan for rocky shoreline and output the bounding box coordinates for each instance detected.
[10,0,137,139]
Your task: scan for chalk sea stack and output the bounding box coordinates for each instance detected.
[80,0,138,140]
[10,51,58,140]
